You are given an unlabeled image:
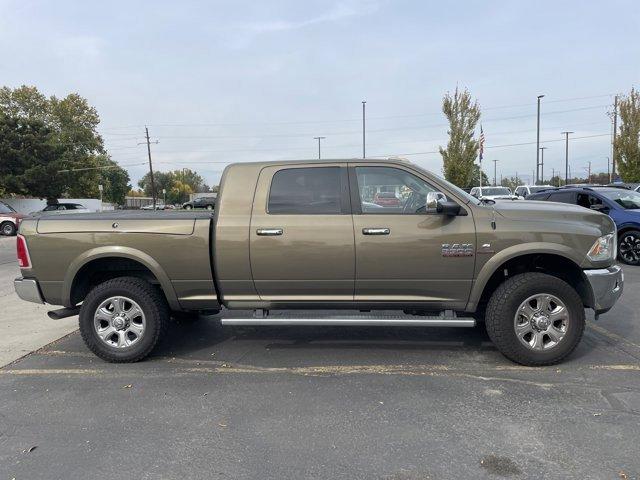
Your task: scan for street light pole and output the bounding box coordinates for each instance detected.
[536,95,545,184]
[561,131,574,185]
[362,100,366,159]
[313,136,326,160]
[492,159,499,186]
[539,146,547,184]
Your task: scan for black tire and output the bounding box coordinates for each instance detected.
[618,230,640,265]
[485,272,585,366]
[184,205,192,210]
[79,277,169,363]
[1,221,16,236]
[206,204,213,211]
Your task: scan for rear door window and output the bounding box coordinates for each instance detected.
[268,167,343,214]
[547,191,577,204]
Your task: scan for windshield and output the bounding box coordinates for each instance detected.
[482,187,511,196]
[599,189,640,209]
[529,186,550,193]
[0,202,16,214]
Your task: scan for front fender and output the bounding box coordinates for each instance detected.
[62,246,180,309]
[466,242,587,311]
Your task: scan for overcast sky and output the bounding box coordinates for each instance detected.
[1,0,639,187]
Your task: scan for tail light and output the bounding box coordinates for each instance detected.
[17,234,31,268]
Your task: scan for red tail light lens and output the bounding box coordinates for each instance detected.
[17,234,31,268]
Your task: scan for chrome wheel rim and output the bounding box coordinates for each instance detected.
[94,296,146,348]
[619,234,640,264]
[2,224,13,235]
[514,293,568,351]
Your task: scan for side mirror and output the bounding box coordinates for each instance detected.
[426,192,461,216]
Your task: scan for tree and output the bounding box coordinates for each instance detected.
[439,87,481,189]
[615,88,640,182]
[0,85,130,203]
[0,115,68,200]
[138,168,207,204]
[501,176,524,191]
[99,158,131,205]
[471,165,489,187]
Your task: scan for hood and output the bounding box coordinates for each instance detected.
[493,200,615,231]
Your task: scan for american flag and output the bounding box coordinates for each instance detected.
[479,125,485,163]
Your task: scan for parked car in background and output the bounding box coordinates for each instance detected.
[182,197,216,210]
[469,186,520,201]
[373,192,401,207]
[0,201,24,236]
[33,203,90,215]
[527,186,640,265]
[514,185,556,197]
[141,203,166,210]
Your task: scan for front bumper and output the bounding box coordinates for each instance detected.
[14,277,45,304]
[584,265,623,314]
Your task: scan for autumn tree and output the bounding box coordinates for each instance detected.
[615,88,640,182]
[0,85,131,204]
[439,87,481,189]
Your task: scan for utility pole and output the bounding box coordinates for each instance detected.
[313,136,326,160]
[552,168,556,186]
[561,131,573,185]
[539,146,547,184]
[362,101,366,159]
[612,95,618,181]
[139,127,159,210]
[607,157,610,181]
[492,159,499,186]
[536,94,545,184]
[587,161,591,183]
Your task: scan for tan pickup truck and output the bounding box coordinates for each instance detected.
[14,159,623,365]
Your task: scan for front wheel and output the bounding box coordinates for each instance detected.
[1,222,16,236]
[485,272,585,366]
[184,205,193,210]
[618,230,640,265]
[79,277,169,362]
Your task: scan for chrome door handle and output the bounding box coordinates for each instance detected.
[362,228,390,235]
[256,228,283,236]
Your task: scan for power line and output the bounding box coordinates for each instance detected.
[98,92,615,130]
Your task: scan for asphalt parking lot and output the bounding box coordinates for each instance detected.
[1,237,639,479]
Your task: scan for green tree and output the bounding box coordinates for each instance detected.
[501,176,524,191]
[138,168,207,204]
[0,85,130,203]
[471,165,489,188]
[439,87,481,189]
[99,158,131,205]
[0,115,68,200]
[615,88,640,182]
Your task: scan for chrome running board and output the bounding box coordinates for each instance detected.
[221,311,475,328]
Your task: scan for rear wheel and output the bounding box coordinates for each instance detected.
[485,272,585,366]
[1,222,16,236]
[618,230,640,265]
[79,277,169,362]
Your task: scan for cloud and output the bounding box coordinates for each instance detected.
[225,0,379,47]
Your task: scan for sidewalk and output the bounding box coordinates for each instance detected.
[0,236,77,366]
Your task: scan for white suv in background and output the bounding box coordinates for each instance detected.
[514,185,556,198]
[469,186,520,201]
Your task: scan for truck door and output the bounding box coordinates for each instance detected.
[250,164,355,301]
[350,165,476,310]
